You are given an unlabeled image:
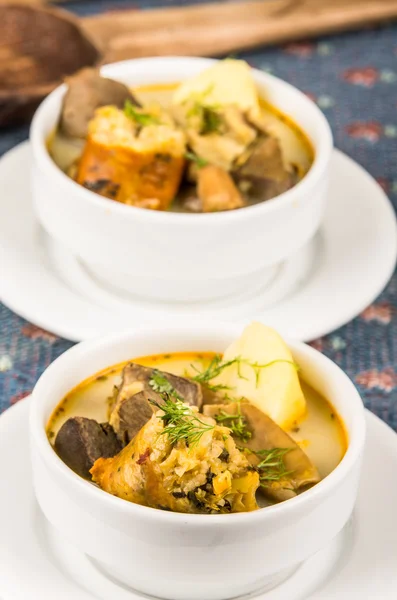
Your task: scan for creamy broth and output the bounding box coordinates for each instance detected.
[49,81,314,213]
[47,351,346,481]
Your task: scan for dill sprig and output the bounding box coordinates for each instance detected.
[124,100,160,126]
[185,151,208,168]
[199,106,223,134]
[185,85,223,135]
[254,448,293,486]
[191,354,299,391]
[149,370,183,401]
[214,404,252,442]
[150,396,215,448]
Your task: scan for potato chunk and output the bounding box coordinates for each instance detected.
[173,59,261,121]
[211,322,307,430]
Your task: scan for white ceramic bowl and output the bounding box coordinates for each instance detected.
[30,322,365,600]
[30,57,333,303]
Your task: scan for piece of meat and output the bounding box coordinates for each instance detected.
[54,417,121,479]
[109,363,203,444]
[60,68,138,139]
[91,408,259,513]
[234,136,297,201]
[120,363,202,407]
[75,105,186,209]
[110,390,155,446]
[197,165,245,212]
[237,136,287,181]
[203,402,320,502]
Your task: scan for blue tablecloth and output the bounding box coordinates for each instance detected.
[1,1,397,428]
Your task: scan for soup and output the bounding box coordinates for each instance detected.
[49,60,314,214]
[47,323,346,514]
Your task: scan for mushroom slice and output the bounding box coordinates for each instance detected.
[60,67,138,139]
[234,136,297,201]
[203,402,320,502]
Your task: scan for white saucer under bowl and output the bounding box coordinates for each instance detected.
[0,142,396,342]
[0,399,396,599]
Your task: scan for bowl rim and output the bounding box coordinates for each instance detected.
[30,322,366,527]
[30,56,333,224]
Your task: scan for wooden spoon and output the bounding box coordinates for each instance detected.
[2,0,397,126]
[0,3,100,126]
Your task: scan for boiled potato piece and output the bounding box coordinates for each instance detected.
[212,322,306,430]
[172,59,261,120]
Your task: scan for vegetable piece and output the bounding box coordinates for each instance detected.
[203,402,320,502]
[109,363,202,444]
[209,322,306,430]
[76,105,186,210]
[54,417,121,479]
[186,129,251,172]
[172,61,259,172]
[60,68,138,139]
[91,404,259,513]
[197,164,245,212]
[172,60,261,122]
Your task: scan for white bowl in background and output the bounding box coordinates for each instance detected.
[30,57,333,303]
[30,322,365,600]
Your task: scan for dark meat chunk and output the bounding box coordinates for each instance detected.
[122,363,202,407]
[60,68,139,138]
[54,417,121,479]
[111,390,154,446]
[109,363,203,444]
[234,136,297,201]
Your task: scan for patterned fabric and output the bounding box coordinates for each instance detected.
[1,1,397,429]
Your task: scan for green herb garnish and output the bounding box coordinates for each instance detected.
[200,106,223,134]
[191,355,236,385]
[254,448,293,486]
[149,370,183,401]
[185,86,223,135]
[124,100,160,126]
[214,404,252,443]
[150,396,215,448]
[191,355,299,392]
[184,151,208,168]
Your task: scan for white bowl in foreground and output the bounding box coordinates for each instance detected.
[30,323,365,600]
[30,57,333,302]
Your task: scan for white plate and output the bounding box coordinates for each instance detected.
[0,142,396,342]
[0,399,396,599]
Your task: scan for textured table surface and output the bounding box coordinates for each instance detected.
[1,0,397,428]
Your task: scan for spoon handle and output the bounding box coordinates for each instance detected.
[83,0,397,62]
